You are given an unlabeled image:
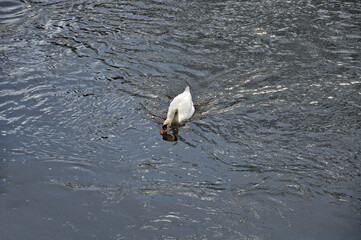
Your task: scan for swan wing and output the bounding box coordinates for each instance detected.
[167,89,194,123]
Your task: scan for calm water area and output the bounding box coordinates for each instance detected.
[0,0,360,239]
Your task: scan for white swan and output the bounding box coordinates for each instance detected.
[160,86,195,135]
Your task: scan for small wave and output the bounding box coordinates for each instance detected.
[0,0,30,25]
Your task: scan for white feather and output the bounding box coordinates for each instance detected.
[164,86,195,127]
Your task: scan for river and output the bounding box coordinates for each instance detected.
[0,0,360,239]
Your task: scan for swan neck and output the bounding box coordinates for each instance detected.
[167,108,178,125]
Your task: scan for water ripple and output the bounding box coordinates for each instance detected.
[0,0,30,25]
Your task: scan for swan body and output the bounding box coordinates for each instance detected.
[161,86,195,134]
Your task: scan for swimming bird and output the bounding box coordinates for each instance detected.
[160,86,195,135]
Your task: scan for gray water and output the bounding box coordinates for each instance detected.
[0,0,360,239]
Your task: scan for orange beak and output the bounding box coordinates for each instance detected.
[160,125,167,135]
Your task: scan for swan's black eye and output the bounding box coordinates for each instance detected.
[162,124,167,129]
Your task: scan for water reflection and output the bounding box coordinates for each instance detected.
[161,127,178,142]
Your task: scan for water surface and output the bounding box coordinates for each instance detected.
[1,0,360,239]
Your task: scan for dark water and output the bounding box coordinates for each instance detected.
[1,0,360,239]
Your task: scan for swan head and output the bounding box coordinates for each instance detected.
[160,118,172,135]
